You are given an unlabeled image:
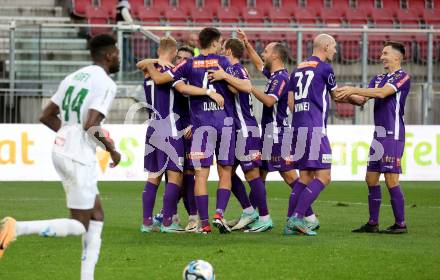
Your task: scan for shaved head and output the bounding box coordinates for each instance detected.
[313,34,336,50]
[312,33,337,62]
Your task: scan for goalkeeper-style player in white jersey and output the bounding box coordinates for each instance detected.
[0,34,121,280]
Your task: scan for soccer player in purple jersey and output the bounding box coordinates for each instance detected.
[145,28,246,234]
[336,41,410,234]
[138,37,224,233]
[239,29,301,231]
[285,34,365,236]
[138,45,200,232]
[208,38,272,232]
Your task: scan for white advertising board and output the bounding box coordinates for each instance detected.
[0,124,439,181]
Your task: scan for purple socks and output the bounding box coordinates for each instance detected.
[389,185,405,227]
[142,182,158,225]
[249,177,269,216]
[288,180,315,218]
[216,188,231,217]
[367,185,381,225]
[293,179,325,219]
[162,183,181,226]
[231,174,252,210]
[195,195,209,227]
[182,174,197,216]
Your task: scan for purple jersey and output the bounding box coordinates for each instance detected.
[144,64,185,137]
[261,67,290,138]
[167,54,234,127]
[288,56,337,134]
[368,69,410,141]
[226,63,258,133]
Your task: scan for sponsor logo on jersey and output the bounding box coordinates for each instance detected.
[322,154,332,163]
[297,61,319,69]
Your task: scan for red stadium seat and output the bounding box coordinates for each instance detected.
[241,7,266,25]
[293,8,318,25]
[395,9,420,27]
[337,34,362,62]
[368,34,386,62]
[335,103,355,118]
[345,8,369,26]
[217,5,242,24]
[266,5,294,25]
[319,7,345,26]
[135,0,168,23]
[370,8,395,27]
[422,8,440,26]
[190,0,219,24]
[72,0,92,17]
[416,35,440,62]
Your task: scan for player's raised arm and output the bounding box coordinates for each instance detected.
[237,29,264,71]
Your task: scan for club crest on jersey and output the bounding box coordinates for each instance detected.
[328,73,336,87]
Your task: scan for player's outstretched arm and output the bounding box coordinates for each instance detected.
[237,29,264,71]
[175,82,224,107]
[145,63,174,85]
[208,67,252,93]
[334,85,395,100]
[251,86,277,107]
[136,59,174,71]
[331,90,367,106]
[40,101,61,132]
[84,109,121,167]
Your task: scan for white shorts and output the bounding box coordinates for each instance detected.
[52,152,99,210]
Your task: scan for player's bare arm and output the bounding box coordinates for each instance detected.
[136,58,174,71]
[174,82,224,107]
[251,86,277,107]
[331,90,367,106]
[145,62,174,85]
[207,68,252,93]
[237,29,264,71]
[334,84,396,100]
[40,101,61,132]
[84,109,121,167]
[287,90,294,112]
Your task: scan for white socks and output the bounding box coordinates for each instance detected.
[304,214,317,223]
[243,206,255,215]
[81,220,103,280]
[15,218,86,237]
[259,215,270,222]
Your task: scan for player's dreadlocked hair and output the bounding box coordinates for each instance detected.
[88,34,117,61]
[199,27,221,49]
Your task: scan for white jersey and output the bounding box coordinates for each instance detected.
[50,65,117,165]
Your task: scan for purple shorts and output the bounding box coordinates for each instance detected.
[144,134,184,174]
[187,123,236,168]
[261,141,295,172]
[234,130,262,172]
[291,128,332,171]
[367,138,404,174]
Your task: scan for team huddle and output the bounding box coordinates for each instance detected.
[136,27,410,236]
[0,27,410,279]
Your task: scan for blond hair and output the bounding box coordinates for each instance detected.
[159,36,177,51]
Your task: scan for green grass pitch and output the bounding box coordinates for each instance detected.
[1,181,439,279]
